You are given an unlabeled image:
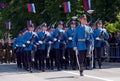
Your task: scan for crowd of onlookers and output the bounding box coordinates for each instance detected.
[108,32,120,62]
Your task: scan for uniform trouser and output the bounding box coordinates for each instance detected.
[93,49,96,68]
[85,41,93,69]
[94,47,102,68]
[54,49,61,70]
[38,50,45,70]
[24,51,32,69]
[34,50,39,69]
[49,49,56,69]
[78,50,86,72]
[68,48,76,69]
[16,51,22,68]
[64,48,69,69]
[21,51,25,68]
[85,57,91,68]
[59,48,65,68]
[45,48,50,69]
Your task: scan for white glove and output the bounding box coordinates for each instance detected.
[102,29,106,32]
[96,37,100,40]
[45,31,50,36]
[58,40,60,42]
[36,43,39,45]
[48,41,52,44]
[38,41,43,44]
[59,29,63,32]
[34,45,37,47]
[73,47,77,51]
[32,32,37,36]
[16,44,18,47]
[27,41,30,44]
[54,38,57,41]
[68,37,72,40]
[22,44,26,47]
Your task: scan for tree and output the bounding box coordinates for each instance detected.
[0,0,120,38]
[106,11,120,33]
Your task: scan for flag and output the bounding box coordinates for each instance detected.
[27,3,36,13]
[83,0,91,11]
[6,21,11,30]
[0,3,6,8]
[63,1,71,13]
[26,20,32,27]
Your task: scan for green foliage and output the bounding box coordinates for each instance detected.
[106,12,120,33]
[0,0,120,38]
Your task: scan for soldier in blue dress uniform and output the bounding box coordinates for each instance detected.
[66,21,77,70]
[52,21,67,70]
[13,31,24,68]
[37,23,51,71]
[22,24,36,72]
[47,25,56,70]
[92,20,109,69]
[73,14,92,76]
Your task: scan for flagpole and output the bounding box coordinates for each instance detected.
[87,10,94,23]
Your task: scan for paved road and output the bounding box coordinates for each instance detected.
[0,63,120,81]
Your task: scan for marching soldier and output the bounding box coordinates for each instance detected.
[52,21,67,70]
[13,31,24,68]
[92,20,109,69]
[63,25,69,69]
[73,14,92,76]
[22,24,36,72]
[66,21,77,70]
[37,23,51,71]
[48,25,56,70]
[34,26,42,69]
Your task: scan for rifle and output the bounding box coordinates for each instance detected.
[37,33,49,48]
[67,32,74,45]
[53,29,65,44]
[25,33,36,48]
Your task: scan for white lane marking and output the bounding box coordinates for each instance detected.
[62,71,114,81]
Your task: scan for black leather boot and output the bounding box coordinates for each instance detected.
[80,70,84,76]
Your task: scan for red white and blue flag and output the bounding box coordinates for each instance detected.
[63,1,71,13]
[27,3,36,13]
[6,21,11,30]
[83,0,91,11]
[26,20,32,27]
[0,3,6,8]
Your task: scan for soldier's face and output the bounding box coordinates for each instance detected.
[97,23,102,27]
[42,26,47,31]
[18,33,22,36]
[29,27,34,31]
[58,24,63,29]
[50,28,54,32]
[37,29,42,33]
[80,18,87,25]
[70,24,75,28]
